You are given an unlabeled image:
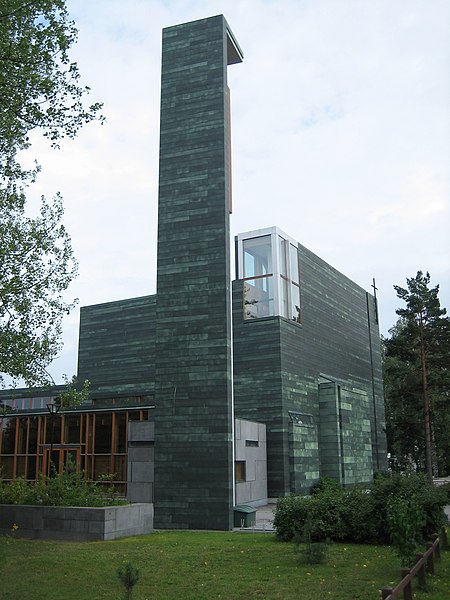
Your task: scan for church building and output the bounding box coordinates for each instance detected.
[0,15,387,531]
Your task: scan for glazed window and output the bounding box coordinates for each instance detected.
[238,228,301,323]
[235,460,246,482]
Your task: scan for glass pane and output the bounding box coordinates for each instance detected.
[95,414,112,453]
[290,244,299,284]
[279,237,287,277]
[114,455,127,481]
[235,461,246,482]
[16,456,26,477]
[17,418,28,454]
[243,236,272,278]
[46,415,61,446]
[94,455,112,478]
[27,455,37,480]
[1,418,16,454]
[65,415,81,444]
[243,276,274,320]
[31,397,45,410]
[280,276,289,318]
[0,455,14,479]
[86,414,94,453]
[115,414,127,453]
[28,417,38,453]
[291,283,301,321]
[64,450,80,473]
[128,411,142,422]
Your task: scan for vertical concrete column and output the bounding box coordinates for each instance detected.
[154,15,243,530]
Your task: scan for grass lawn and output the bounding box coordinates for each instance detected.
[1,531,449,599]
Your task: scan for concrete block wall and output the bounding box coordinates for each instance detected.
[0,503,153,541]
[235,419,267,505]
[127,421,155,503]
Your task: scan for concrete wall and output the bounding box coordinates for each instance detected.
[235,419,267,505]
[0,503,153,541]
[127,421,155,503]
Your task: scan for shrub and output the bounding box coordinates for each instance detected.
[439,481,450,503]
[274,490,346,542]
[0,471,127,507]
[307,490,346,541]
[274,473,448,545]
[310,477,343,496]
[371,472,447,542]
[273,495,311,542]
[387,494,426,566]
[341,487,378,543]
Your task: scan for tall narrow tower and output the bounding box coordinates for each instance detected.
[154,16,243,530]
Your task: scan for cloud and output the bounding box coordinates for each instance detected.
[14,0,449,381]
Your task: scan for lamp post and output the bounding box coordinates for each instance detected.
[46,399,61,476]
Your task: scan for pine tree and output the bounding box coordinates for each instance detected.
[383,272,450,478]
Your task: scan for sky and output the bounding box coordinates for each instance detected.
[19,0,450,383]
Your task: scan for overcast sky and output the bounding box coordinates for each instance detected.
[20,0,450,383]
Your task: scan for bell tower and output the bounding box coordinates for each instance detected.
[153,15,243,530]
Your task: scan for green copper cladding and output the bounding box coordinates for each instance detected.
[233,241,387,497]
[77,295,156,397]
[153,15,242,530]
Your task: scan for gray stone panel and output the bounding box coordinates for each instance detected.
[129,421,155,443]
[0,504,153,541]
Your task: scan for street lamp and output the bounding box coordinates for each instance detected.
[46,399,61,476]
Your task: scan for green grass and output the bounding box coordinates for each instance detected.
[1,531,449,599]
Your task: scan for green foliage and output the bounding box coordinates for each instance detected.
[117,562,140,600]
[0,193,78,386]
[383,271,450,475]
[273,495,311,542]
[439,482,450,503]
[273,487,346,543]
[0,1,103,386]
[58,376,90,409]
[273,473,447,547]
[306,489,346,541]
[386,494,426,566]
[310,476,342,496]
[340,487,378,543]
[0,0,104,183]
[0,470,127,507]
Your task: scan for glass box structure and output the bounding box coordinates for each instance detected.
[236,227,301,322]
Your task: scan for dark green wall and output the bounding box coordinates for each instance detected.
[153,15,242,530]
[77,295,156,396]
[233,242,387,497]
